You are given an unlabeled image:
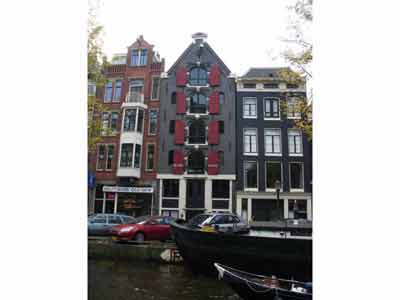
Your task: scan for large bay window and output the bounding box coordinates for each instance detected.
[264,129,281,155]
[244,161,258,190]
[123,109,136,131]
[120,144,133,167]
[244,128,258,155]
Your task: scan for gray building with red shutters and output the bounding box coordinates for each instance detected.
[157,33,236,220]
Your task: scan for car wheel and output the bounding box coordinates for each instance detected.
[135,232,145,242]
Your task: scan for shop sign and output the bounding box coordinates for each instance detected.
[102,186,153,193]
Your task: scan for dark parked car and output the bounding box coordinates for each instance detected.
[110,215,175,242]
[88,214,136,236]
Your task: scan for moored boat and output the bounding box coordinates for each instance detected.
[214,263,312,300]
[171,222,312,281]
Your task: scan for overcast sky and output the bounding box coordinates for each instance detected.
[97,0,297,76]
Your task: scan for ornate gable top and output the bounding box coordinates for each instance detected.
[129,35,153,49]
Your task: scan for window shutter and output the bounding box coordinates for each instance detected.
[209,64,220,86]
[207,151,219,175]
[208,120,219,145]
[173,150,185,174]
[174,120,185,144]
[176,91,186,114]
[176,66,187,86]
[208,91,220,114]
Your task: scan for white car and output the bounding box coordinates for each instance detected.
[187,213,250,233]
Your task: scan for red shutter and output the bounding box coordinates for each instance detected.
[207,151,219,175]
[209,64,220,86]
[176,91,186,114]
[208,120,219,145]
[173,150,185,174]
[176,66,187,86]
[208,91,220,114]
[174,120,185,145]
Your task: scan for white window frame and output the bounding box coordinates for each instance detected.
[264,128,282,156]
[289,162,304,192]
[148,108,158,136]
[109,111,119,134]
[244,161,258,192]
[242,97,258,119]
[287,97,301,119]
[104,80,113,103]
[105,144,116,171]
[96,144,107,171]
[145,143,156,172]
[119,143,134,168]
[101,112,109,136]
[243,128,258,156]
[263,97,280,120]
[150,76,160,100]
[288,129,303,156]
[133,143,142,169]
[265,161,283,192]
[131,49,147,66]
[112,79,122,103]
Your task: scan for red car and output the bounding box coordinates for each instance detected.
[110,215,175,242]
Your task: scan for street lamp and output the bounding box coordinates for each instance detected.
[275,180,281,220]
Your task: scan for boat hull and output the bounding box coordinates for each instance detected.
[171,223,312,281]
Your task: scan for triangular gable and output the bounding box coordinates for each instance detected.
[168,41,231,76]
[128,35,154,49]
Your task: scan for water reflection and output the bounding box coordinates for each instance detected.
[88,259,240,300]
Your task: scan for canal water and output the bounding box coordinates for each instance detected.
[88,259,240,300]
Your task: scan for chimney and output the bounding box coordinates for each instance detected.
[191,32,208,43]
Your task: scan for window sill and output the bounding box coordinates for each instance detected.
[264,117,281,121]
[243,116,257,119]
[243,153,258,156]
[287,117,301,120]
[289,153,303,157]
[265,153,282,156]
[290,189,304,193]
[244,188,259,192]
[265,188,282,192]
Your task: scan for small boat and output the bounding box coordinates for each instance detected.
[214,263,312,300]
[171,222,312,280]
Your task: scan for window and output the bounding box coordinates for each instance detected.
[139,49,147,65]
[219,121,224,134]
[168,150,174,165]
[134,144,141,168]
[290,163,304,190]
[188,120,206,144]
[151,77,160,100]
[104,81,113,102]
[189,93,207,114]
[169,120,175,133]
[88,81,96,96]
[289,200,307,219]
[124,109,136,131]
[187,150,205,174]
[243,97,257,118]
[171,92,176,104]
[106,145,114,170]
[113,80,122,102]
[97,145,106,170]
[266,161,282,190]
[287,97,301,118]
[148,109,158,135]
[101,112,109,135]
[264,98,280,118]
[120,144,133,167]
[163,179,179,198]
[218,151,224,167]
[243,83,256,89]
[137,110,144,133]
[264,129,281,155]
[264,83,279,89]
[131,49,147,66]
[244,161,258,189]
[243,128,258,154]
[131,49,139,65]
[108,216,122,224]
[212,180,229,198]
[219,92,225,105]
[128,79,144,102]
[146,144,155,171]
[287,83,299,89]
[189,67,207,85]
[110,112,119,132]
[288,129,303,155]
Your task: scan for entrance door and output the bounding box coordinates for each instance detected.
[186,179,205,209]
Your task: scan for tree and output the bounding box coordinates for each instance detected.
[279,0,313,140]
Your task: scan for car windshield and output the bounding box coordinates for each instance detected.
[188,214,212,227]
[129,215,150,224]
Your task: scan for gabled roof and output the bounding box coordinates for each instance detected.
[241,67,289,79]
[128,35,154,49]
[168,41,231,75]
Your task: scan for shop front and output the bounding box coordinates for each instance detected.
[95,186,155,217]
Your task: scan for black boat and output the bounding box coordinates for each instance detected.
[171,222,312,281]
[214,263,312,300]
